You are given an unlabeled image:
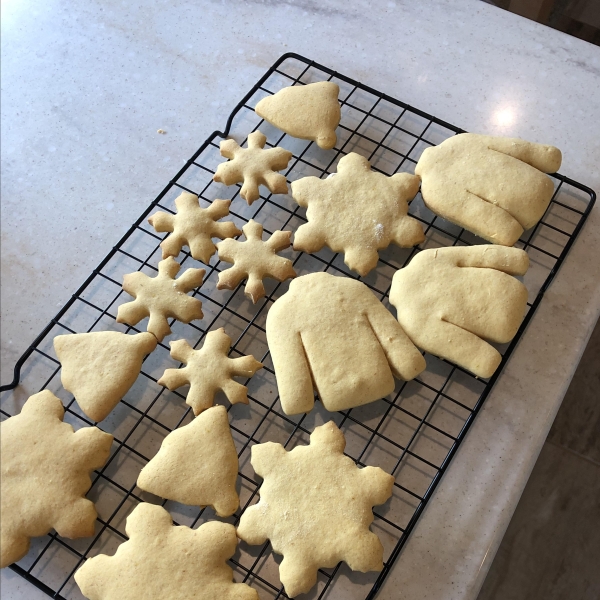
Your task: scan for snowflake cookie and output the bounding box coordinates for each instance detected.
[213,130,292,205]
[237,421,394,597]
[216,219,296,303]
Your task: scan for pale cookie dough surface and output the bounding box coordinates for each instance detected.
[54,331,157,422]
[255,81,341,150]
[158,328,263,416]
[213,130,292,205]
[390,245,529,378]
[1,391,113,568]
[266,272,426,415]
[291,152,424,276]
[148,191,241,263]
[216,219,296,303]
[137,405,239,517]
[415,133,562,246]
[74,503,258,600]
[237,421,394,597]
[116,257,205,342]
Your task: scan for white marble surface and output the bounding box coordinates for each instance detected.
[1,0,599,598]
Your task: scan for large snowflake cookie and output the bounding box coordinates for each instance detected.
[216,219,296,303]
[148,191,241,263]
[116,257,205,342]
[75,503,258,600]
[158,328,263,415]
[1,391,113,568]
[213,130,292,205]
[237,421,394,597]
[291,152,425,276]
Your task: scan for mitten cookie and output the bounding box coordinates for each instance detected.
[1,391,113,568]
[137,406,239,517]
[216,219,296,303]
[415,133,562,246]
[237,421,394,597]
[148,191,241,263]
[255,81,341,150]
[291,152,424,276]
[54,331,157,422]
[266,272,426,415]
[75,503,258,600]
[389,245,529,378]
[116,257,205,342]
[158,328,263,415]
[213,130,292,205]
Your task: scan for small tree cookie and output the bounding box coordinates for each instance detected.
[1,391,113,568]
[74,503,258,600]
[216,219,296,303]
[237,421,394,597]
[158,328,263,415]
[116,257,205,342]
[213,130,292,205]
[148,192,241,263]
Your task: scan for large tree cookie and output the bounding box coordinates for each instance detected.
[390,245,529,378]
[54,331,157,422]
[237,421,394,597]
[158,328,263,415]
[216,219,296,303]
[137,406,239,517]
[255,81,341,150]
[213,130,292,205]
[148,191,241,263]
[415,133,562,246]
[291,152,424,276]
[266,272,425,415]
[1,391,113,568]
[116,257,205,342]
[74,503,258,600]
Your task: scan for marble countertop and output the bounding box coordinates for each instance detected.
[1,0,599,598]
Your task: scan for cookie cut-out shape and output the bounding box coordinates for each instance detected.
[390,245,529,378]
[1,391,113,568]
[266,272,426,415]
[237,421,394,597]
[74,503,258,600]
[213,130,292,205]
[216,219,296,303]
[158,328,263,416]
[116,257,205,342]
[291,152,424,276]
[54,331,157,422]
[148,191,241,263]
[137,406,239,517]
[415,133,562,246]
[255,81,341,150]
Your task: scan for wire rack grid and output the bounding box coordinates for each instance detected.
[0,53,596,600]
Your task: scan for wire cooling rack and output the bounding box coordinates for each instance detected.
[1,53,596,600]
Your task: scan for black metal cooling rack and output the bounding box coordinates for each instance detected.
[0,53,596,600]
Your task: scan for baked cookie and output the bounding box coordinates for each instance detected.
[216,219,296,303]
[1,391,113,568]
[255,81,341,150]
[54,331,157,422]
[158,328,263,416]
[415,133,562,246]
[137,406,239,517]
[291,152,424,276]
[75,503,258,600]
[148,192,241,263]
[389,245,529,378]
[213,130,292,205]
[237,421,394,597]
[116,257,205,342]
[266,272,426,415]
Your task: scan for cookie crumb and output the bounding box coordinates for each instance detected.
[157,129,166,134]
